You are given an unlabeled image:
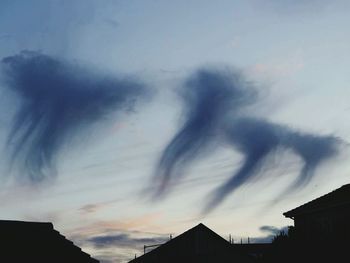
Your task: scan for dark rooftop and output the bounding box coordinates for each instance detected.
[284,184,350,218]
[129,223,253,263]
[0,219,98,262]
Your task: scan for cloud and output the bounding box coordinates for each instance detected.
[154,67,341,213]
[69,213,163,238]
[1,50,147,181]
[78,198,126,215]
[260,225,283,233]
[251,225,289,243]
[79,204,104,215]
[77,230,168,263]
[204,118,339,212]
[153,67,257,194]
[87,232,168,248]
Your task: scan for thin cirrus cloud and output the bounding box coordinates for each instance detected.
[87,232,168,248]
[1,50,148,181]
[250,225,289,243]
[70,213,163,237]
[154,67,341,213]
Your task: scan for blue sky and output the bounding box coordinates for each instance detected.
[0,1,350,262]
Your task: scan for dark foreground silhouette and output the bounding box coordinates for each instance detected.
[263,184,350,263]
[131,184,350,263]
[129,223,254,263]
[0,220,98,262]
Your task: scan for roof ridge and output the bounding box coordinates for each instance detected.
[284,183,350,217]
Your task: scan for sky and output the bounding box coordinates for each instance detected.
[0,0,350,262]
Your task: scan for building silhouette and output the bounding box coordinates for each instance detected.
[261,184,350,262]
[129,223,254,263]
[0,220,98,262]
[131,184,350,263]
[284,183,350,242]
[233,243,271,261]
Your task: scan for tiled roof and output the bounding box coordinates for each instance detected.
[0,220,98,262]
[283,184,350,218]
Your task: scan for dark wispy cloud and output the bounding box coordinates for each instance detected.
[260,225,285,234]
[154,68,256,194]
[251,225,289,243]
[1,50,147,181]
[87,232,168,248]
[155,67,341,213]
[205,118,339,212]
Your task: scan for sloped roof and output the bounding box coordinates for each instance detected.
[0,220,98,262]
[129,223,253,263]
[284,184,350,218]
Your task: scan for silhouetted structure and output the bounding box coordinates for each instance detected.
[233,243,271,260]
[261,184,350,262]
[284,183,350,242]
[0,220,98,262]
[130,184,350,263]
[129,223,253,263]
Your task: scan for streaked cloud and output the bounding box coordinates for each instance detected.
[1,50,148,181]
[87,232,168,248]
